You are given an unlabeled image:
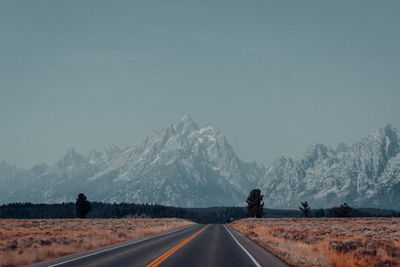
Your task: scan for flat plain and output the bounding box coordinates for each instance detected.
[0,218,194,267]
[231,218,400,267]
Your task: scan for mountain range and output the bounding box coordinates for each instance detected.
[1,115,399,209]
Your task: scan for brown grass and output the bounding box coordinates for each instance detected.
[0,218,195,267]
[230,218,400,267]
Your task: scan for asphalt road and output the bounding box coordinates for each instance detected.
[30,224,288,267]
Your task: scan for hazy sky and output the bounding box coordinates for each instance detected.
[1,0,400,168]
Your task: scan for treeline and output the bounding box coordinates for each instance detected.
[264,207,400,218]
[0,202,191,220]
[0,202,246,223]
[1,202,398,223]
[245,190,400,218]
[314,207,400,218]
[186,207,246,223]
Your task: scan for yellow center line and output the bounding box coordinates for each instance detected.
[146,224,210,267]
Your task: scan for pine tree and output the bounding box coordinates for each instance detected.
[315,208,326,217]
[333,203,353,217]
[75,193,91,218]
[299,201,311,217]
[246,189,265,218]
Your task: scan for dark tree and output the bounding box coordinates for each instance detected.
[246,189,265,218]
[333,203,353,217]
[299,201,311,217]
[75,193,91,218]
[315,208,326,217]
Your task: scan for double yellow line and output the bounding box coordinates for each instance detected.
[146,224,210,267]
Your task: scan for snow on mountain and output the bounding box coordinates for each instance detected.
[259,124,400,209]
[0,115,261,207]
[81,115,262,207]
[1,117,400,209]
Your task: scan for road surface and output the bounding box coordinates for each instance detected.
[30,224,288,267]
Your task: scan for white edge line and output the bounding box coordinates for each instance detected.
[47,224,197,267]
[223,224,261,267]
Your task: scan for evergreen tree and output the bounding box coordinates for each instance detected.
[333,203,353,217]
[299,201,311,217]
[315,208,326,217]
[75,193,91,218]
[246,189,265,218]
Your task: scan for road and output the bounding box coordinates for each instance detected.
[30,224,288,267]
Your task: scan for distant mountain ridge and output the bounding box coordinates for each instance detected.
[259,124,400,209]
[1,116,399,209]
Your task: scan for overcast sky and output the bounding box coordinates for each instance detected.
[1,0,400,168]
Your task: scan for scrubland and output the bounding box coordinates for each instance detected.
[231,218,400,267]
[0,218,194,267]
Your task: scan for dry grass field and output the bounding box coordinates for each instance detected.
[0,218,194,267]
[231,218,400,267]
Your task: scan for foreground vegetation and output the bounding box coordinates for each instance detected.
[231,218,400,267]
[0,218,194,267]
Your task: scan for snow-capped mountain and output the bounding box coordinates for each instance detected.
[0,115,262,207]
[1,116,400,209]
[259,124,400,209]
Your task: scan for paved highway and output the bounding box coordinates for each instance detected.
[30,224,288,267]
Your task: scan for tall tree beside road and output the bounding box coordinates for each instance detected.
[246,189,265,218]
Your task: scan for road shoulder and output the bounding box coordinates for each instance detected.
[225,225,290,267]
[28,224,199,267]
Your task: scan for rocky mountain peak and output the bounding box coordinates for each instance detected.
[56,148,88,169]
[301,144,330,168]
[174,114,199,133]
[374,124,399,155]
[369,124,397,143]
[373,123,397,136]
[104,145,122,157]
[1,119,400,209]
[354,124,400,162]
